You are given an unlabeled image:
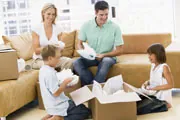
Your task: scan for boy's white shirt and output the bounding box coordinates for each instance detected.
[39,65,69,116]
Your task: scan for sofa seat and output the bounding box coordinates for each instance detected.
[0,70,39,117]
[87,54,150,87]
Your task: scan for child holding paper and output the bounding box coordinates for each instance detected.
[39,45,91,120]
[141,43,174,108]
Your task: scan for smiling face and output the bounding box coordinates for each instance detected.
[95,9,109,26]
[42,7,56,24]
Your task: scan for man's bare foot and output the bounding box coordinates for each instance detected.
[41,114,52,120]
[48,115,64,120]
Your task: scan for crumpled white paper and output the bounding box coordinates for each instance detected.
[92,75,124,97]
[56,69,79,87]
[140,82,158,96]
[17,58,26,72]
[48,40,65,49]
[17,58,32,72]
[77,43,96,60]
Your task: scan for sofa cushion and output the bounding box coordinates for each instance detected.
[60,30,76,57]
[75,54,150,87]
[73,32,172,55]
[2,33,34,60]
[122,33,172,54]
[73,30,80,57]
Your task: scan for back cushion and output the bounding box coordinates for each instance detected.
[73,32,172,56]
[122,33,172,54]
[60,30,76,57]
[73,30,80,57]
[2,31,76,60]
[2,33,34,60]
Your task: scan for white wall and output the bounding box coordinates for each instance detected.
[117,0,174,36]
[175,0,180,41]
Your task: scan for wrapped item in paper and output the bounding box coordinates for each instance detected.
[56,69,79,87]
[77,42,96,60]
[92,75,125,97]
[140,82,158,96]
[48,40,65,49]
[17,58,26,72]
[103,75,124,95]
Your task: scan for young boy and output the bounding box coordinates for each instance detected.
[39,45,91,120]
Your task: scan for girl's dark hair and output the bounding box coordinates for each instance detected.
[95,1,109,12]
[147,43,166,63]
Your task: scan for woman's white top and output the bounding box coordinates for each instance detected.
[32,23,65,59]
[150,63,172,105]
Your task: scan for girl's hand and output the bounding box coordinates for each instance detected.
[143,81,149,89]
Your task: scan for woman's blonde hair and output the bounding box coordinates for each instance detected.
[41,3,57,24]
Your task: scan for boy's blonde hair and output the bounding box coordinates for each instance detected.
[41,45,60,60]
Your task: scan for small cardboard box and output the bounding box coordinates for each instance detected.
[70,76,141,120]
[0,45,19,80]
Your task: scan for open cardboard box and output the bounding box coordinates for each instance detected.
[0,45,18,80]
[70,75,143,120]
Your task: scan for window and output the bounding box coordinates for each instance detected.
[7,0,15,10]
[0,0,31,36]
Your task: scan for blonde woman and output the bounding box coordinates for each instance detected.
[32,3,73,70]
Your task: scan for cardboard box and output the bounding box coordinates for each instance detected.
[0,46,18,80]
[70,75,141,120]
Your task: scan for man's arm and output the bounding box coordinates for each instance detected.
[77,40,84,50]
[96,45,123,59]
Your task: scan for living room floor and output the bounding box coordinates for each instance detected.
[6,89,180,120]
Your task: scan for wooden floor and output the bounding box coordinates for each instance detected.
[6,89,180,120]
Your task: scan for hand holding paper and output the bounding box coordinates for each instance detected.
[77,43,96,60]
[56,69,79,87]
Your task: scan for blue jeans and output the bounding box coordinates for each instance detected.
[64,100,91,120]
[73,57,116,86]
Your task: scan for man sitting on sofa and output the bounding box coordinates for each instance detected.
[73,1,124,86]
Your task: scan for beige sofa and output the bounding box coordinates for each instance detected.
[1,30,180,118]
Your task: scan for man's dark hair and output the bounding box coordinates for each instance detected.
[147,43,166,63]
[95,1,109,11]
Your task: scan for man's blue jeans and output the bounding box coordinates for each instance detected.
[73,57,116,86]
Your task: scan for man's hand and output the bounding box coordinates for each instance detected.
[96,54,105,61]
[78,44,84,50]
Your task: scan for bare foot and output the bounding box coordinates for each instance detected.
[47,115,64,120]
[41,114,52,120]
[167,103,172,108]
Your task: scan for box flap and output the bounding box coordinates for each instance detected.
[123,82,152,100]
[70,86,95,106]
[97,92,141,104]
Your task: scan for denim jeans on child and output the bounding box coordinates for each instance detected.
[64,100,91,120]
[73,57,116,86]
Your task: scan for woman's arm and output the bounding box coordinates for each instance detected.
[149,65,174,91]
[32,31,43,54]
